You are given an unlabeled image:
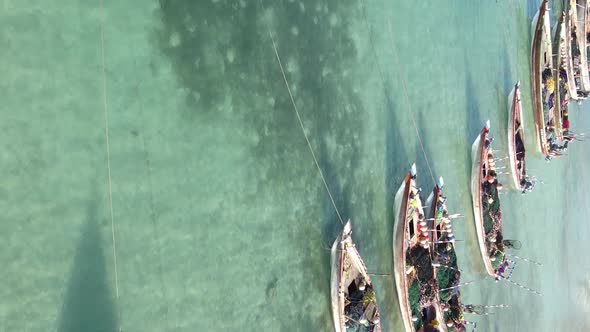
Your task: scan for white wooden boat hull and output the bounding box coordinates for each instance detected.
[554,12,567,140]
[507,83,523,191]
[470,127,496,277]
[393,174,413,332]
[330,221,380,332]
[530,0,552,156]
[565,1,580,99]
[578,0,590,91]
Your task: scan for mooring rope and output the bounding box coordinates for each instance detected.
[260,0,345,225]
[99,1,123,330]
[385,18,436,185]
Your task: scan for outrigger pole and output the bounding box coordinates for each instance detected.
[506,253,543,266]
[463,303,511,314]
[425,229,453,234]
[495,277,543,296]
[368,272,392,277]
[431,239,463,244]
[424,213,464,221]
[434,264,462,273]
[439,280,477,292]
[503,260,518,281]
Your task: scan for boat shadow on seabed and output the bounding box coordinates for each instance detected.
[57,193,119,332]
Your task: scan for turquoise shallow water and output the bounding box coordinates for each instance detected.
[0,0,589,331]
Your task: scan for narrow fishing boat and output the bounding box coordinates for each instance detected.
[531,0,557,156]
[583,0,590,90]
[426,178,470,332]
[331,220,382,332]
[470,121,508,278]
[570,0,590,92]
[554,11,570,140]
[393,164,443,332]
[507,82,536,193]
[567,0,590,98]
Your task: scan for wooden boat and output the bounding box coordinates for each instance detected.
[426,177,449,257]
[554,11,570,140]
[581,0,590,91]
[569,0,590,92]
[330,220,382,332]
[470,121,507,278]
[567,0,589,98]
[507,82,529,192]
[426,178,468,332]
[531,0,557,156]
[393,164,444,332]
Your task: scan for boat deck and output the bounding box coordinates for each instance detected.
[470,126,497,277]
[331,221,382,332]
[508,83,526,191]
[531,0,553,156]
[554,12,570,140]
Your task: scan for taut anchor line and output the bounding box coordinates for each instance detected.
[386,17,436,186]
[99,0,123,331]
[259,0,345,226]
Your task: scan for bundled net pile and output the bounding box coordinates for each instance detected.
[407,246,435,282]
[435,246,458,303]
[446,294,466,331]
[408,278,423,329]
[406,246,436,331]
[481,181,505,270]
[434,242,465,331]
[344,283,379,332]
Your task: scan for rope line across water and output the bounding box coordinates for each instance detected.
[99,1,123,330]
[386,18,436,185]
[261,1,344,225]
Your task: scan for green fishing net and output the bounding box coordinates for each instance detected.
[407,246,434,282]
[481,182,505,270]
[408,278,423,330]
[482,183,499,234]
[435,246,458,303]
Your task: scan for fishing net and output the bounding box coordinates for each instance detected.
[345,325,375,332]
[481,181,506,270]
[405,245,438,331]
[344,319,376,332]
[433,294,465,332]
[407,246,434,282]
[433,246,465,331]
[435,247,459,303]
[344,284,379,332]
[481,182,500,233]
[408,279,422,330]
